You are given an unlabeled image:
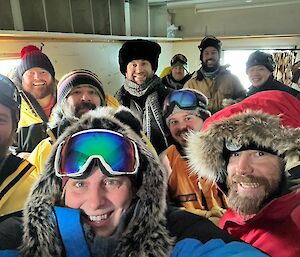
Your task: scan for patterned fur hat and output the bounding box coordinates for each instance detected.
[186,90,300,183]
[119,39,161,75]
[21,106,172,257]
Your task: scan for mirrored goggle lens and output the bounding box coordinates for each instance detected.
[164,90,198,111]
[56,129,138,177]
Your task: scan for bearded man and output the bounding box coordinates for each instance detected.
[184,36,245,114]
[186,90,300,257]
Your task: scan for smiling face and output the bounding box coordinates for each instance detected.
[125,59,154,85]
[171,65,186,81]
[64,166,134,237]
[168,111,203,147]
[247,65,272,88]
[226,150,282,216]
[22,67,54,100]
[201,46,220,69]
[64,85,102,119]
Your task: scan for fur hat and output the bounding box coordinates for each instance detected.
[198,36,222,61]
[186,90,300,183]
[0,74,21,125]
[18,45,55,78]
[21,106,172,257]
[57,69,106,106]
[164,89,211,125]
[119,39,161,75]
[246,50,276,72]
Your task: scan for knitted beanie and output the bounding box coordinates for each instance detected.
[18,45,55,78]
[57,69,106,106]
[119,39,161,75]
[198,36,222,61]
[246,50,275,72]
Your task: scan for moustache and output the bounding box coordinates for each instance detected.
[229,174,269,187]
[75,102,97,115]
[175,128,189,138]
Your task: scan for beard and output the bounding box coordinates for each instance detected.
[202,59,220,72]
[74,102,97,118]
[174,128,189,147]
[227,174,281,216]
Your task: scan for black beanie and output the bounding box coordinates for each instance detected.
[0,74,21,125]
[119,39,161,75]
[246,50,275,72]
[198,36,222,61]
[57,69,106,106]
[18,45,55,78]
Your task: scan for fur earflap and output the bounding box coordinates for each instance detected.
[186,110,300,183]
[21,106,172,257]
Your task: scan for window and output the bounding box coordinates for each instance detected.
[0,59,21,77]
[223,50,274,89]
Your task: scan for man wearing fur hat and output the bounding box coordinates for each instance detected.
[160,89,227,223]
[6,106,267,257]
[246,50,300,99]
[161,54,192,90]
[0,74,38,249]
[10,45,57,158]
[28,69,119,174]
[184,36,245,114]
[186,90,300,257]
[115,39,172,154]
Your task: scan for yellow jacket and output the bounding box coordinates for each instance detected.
[0,155,38,217]
[16,92,55,153]
[28,95,120,174]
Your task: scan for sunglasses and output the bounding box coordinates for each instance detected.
[163,90,207,117]
[55,129,140,178]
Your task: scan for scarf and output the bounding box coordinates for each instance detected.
[200,67,220,80]
[122,75,168,152]
[123,75,159,97]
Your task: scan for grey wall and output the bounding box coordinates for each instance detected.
[172,3,300,38]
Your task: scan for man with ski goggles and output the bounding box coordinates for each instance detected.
[3,107,267,257]
[161,89,228,223]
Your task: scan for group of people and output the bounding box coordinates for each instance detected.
[0,35,299,257]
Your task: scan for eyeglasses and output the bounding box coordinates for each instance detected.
[163,90,208,118]
[55,129,140,178]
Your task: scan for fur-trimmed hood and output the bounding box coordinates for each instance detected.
[186,91,300,184]
[21,106,172,257]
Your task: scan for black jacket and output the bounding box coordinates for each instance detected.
[247,76,300,99]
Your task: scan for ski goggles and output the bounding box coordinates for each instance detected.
[163,90,207,118]
[55,129,140,178]
[171,54,187,66]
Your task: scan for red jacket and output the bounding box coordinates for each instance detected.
[219,191,300,257]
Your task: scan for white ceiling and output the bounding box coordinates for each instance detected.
[148,0,300,11]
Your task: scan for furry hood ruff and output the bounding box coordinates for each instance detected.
[186,110,300,183]
[21,106,172,257]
